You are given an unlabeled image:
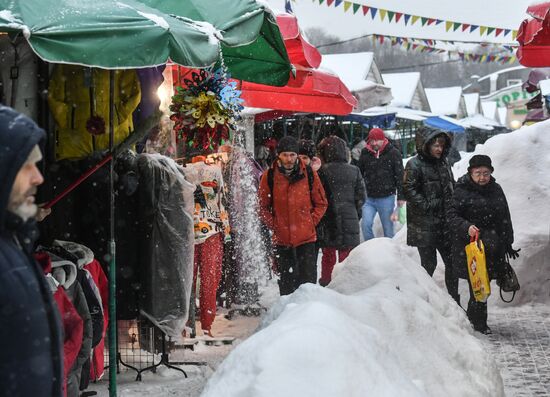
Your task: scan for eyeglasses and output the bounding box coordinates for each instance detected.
[471,171,492,178]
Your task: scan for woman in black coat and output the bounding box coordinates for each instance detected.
[317,136,366,286]
[447,154,519,334]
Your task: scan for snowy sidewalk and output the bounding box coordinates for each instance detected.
[481,304,550,397]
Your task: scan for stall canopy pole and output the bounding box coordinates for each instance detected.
[108,70,118,397]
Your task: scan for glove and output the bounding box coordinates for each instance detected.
[506,245,521,260]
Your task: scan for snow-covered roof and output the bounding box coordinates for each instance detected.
[463,93,481,116]
[481,101,499,121]
[320,52,376,92]
[381,72,422,108]
[498,107,508,126]
[459,114,502,130]
[425,87,464,116]
[362,106,433,121]
[539,79,550,96]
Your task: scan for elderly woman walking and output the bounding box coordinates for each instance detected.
[447,155,520,334]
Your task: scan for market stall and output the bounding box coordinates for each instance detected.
[0,1,291,395]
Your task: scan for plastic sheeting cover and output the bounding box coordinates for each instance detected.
[137,153,195,338]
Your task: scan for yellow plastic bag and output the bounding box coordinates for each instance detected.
[465,237,491,302]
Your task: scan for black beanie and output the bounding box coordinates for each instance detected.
[468,154,494,172]
[277,136,300,154]
[298,139,316,159]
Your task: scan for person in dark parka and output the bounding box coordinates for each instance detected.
[0,105,63,397]
[447,155,519,334]
[403,127,459,304]
[317,136,366,286]
[357,128,405,240]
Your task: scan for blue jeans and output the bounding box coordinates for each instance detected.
[361,195,395,240]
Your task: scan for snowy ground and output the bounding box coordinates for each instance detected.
[91,121,550,396]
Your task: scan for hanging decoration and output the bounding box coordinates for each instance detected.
[312,0,518,42]
[371,33,517,64]
[170,68,244,153]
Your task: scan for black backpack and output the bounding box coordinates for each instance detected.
[266,165,326,242]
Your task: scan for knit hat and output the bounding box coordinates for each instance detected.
[277,135,300,154]
[468,154,494,172]
[299,139,316,159]
[368,128,385,142]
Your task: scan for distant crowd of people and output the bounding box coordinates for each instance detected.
[257,126,519,336]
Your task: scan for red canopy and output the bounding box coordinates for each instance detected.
[517,2,550,66]
[171,14,356,118]
[240,14,356,118]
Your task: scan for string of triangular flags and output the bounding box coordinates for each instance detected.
[372,34,517,64]
[313,0,518,41]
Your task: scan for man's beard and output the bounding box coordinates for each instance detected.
[8,187,38,222]
[11,200,38,222]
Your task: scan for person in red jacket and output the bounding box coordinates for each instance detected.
[259,136,328,295]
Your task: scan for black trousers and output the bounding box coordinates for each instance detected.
[275,242,317,296]
[418,244,460,304]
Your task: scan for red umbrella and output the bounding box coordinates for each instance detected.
[517,2,550,66]
[239,14,356,117]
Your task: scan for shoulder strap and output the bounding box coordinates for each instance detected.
[306,165,314,191]
[267,167,274,195]
[268,165,314,197]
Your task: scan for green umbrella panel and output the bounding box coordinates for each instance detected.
[0,0,290,85]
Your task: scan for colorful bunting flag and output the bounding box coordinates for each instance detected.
[370,7,377,18]
[313,1,517,45]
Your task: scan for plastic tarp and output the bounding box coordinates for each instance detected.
[341,112,396,129]
[423,116,465,133]
[517,2,550,67]
[136,153,195,337]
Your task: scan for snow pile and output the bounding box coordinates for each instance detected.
[452,120,550,304]
[201,239,504,397]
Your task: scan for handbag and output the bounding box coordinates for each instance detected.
[465,234,491,303]
[497,256,520,303]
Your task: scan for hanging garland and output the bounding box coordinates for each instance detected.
[170,68,244,153]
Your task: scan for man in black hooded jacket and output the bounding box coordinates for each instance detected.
[403,127,459,304]
[0,105,63,397]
